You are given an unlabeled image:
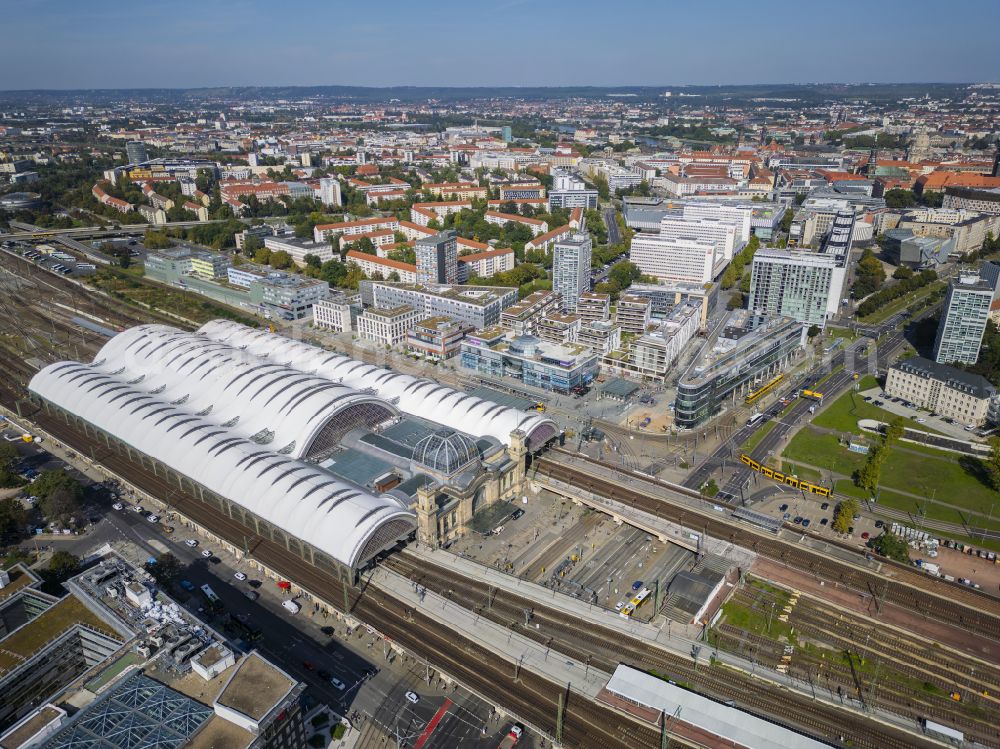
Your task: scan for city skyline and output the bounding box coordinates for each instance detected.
[2,0,999,90]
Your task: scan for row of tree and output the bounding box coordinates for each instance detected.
[856,268,937,318]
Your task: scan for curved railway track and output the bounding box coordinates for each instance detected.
[535,455,1000,641]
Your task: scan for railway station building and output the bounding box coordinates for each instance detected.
[27,322,559,572]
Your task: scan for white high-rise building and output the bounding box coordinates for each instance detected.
[629,233,720,284]
[933,272,993,365]
[319,178,342,207]
[552,231,593,313]
[416,230,458,285]
[657,217,739,262]
[747,249,835,327]
[681,203,753,243]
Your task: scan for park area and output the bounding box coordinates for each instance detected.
[779,377,1000,551]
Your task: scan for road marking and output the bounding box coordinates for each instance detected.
[412,698,453,749]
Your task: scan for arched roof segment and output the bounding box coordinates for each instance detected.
[90,325,398,459]
[197,320,560,449]
[28,361,415,569]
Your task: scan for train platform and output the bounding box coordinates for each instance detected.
[404,543,705,650]
[367,561,612,700]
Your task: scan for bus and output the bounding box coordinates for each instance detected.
[746,412,765,428]
[200,584,221,608]
[619,587,651,618]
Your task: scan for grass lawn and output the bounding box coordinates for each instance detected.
[883,447,999,517]
[781,428,868,477]
[824,326,858,342]
[812,377,943,437]
[779,461,823,481]
[743,420,776,453]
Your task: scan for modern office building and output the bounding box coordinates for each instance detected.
[629,233,720,284]
[357,305,421,346]
[548,169,599,209]
[360,281,518,330]
[881,229,950,269]
[125,140,149,165]
[249,273,328,320]
[145,248,231,283]
[416,230,459,284]
[552,231,593,314]
[675,312,805,428]
[313,294,362,333]
[656,216,740,262]
[406,317,474,360]
[747,249,836,327]
[821,210,855,267]
[885,357,996,427]
[933,273,993,365]
[460,329,599,394]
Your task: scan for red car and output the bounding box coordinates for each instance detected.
[861,532,870,540]
[302,660,315,671]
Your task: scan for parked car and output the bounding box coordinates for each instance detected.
[631,580,644,591]
[180,580,195,591]
[330,677,346,691]
[820,502,829,511]
[793,516,803,524]
[112,502,124,511]
[779,503,788,512]
[244,590,259,601]
[802,519,811,528]
[234,572,247,581]
[185,539,199,547]
[405,691,420,704]
[820,518,829,526]
[861,532,870,540]
[201,549,212,558]
[146,514,159,523]
[131,505,145,513]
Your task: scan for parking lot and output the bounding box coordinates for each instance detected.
[6,240,98,278]
[859,385,990,440]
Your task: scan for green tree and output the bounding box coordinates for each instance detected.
[269,250,294,270]
[807,325,821,338]
[884,418,905,445]
[884,189,918,210]
[303,253,322,269]
[701,479,719,498]
[0,498,27,545]
[253,248,272,266]
[832,498,859,534]
[868,531,910,563]
[242,233,263,257]
[32,469,82,502]
[145,553,183,586]
[48,551,80,580]
[720,264,738,290]
[143,229,172,250]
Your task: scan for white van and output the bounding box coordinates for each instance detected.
[282,599,301,614]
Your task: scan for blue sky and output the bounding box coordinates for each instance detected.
[2,0,998,89]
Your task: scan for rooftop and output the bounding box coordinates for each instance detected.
[0,595,121,677]
[0,566,37,605]
[369,281,516,305]
[215,652,295,721]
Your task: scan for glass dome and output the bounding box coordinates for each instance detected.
[413,428,480,475]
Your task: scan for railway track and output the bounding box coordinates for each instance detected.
[713,583,999,745]
[381,554,944,749]
[0,392,689,749]
[535,454,1000,642]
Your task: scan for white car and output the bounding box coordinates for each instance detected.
[614,601,625,612]
[146,514,159,523]
[404,691,420,704]
[201,549,212,558]
[132,505,145,513]
[330,677,346,691]
[185,539,198,547]
[233,572,247,581]
[112,502,124,511]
